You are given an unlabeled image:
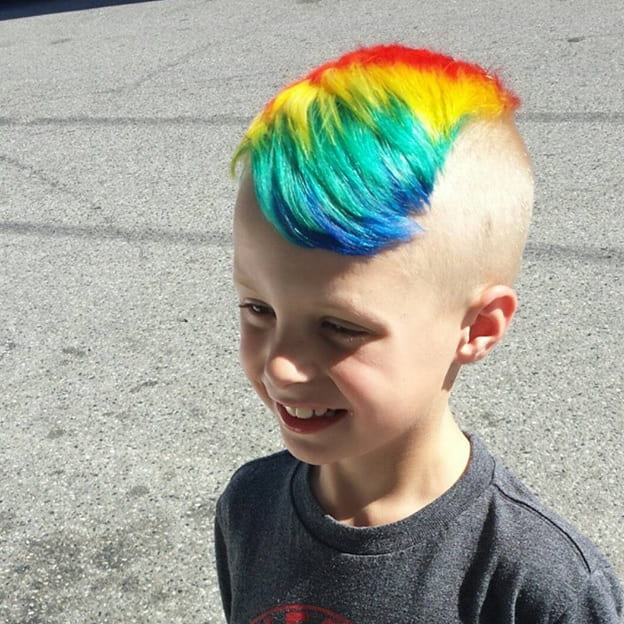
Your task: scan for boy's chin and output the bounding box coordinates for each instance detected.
[277,429,339,466]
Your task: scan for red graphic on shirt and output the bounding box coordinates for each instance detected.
[251,604,352,624]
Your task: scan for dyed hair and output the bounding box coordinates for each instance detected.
[232,44,520,256]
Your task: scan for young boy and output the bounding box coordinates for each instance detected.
[215,45,623,623]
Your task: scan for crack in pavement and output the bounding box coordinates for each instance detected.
[0,114,252,127]
[524,241,624,264]
[0,220,230,247]
[102,41,219,95]
[0,154,103,210]
[518,112,624,123]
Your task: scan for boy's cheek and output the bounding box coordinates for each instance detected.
[238,336,272,409]
[239,329,264,375]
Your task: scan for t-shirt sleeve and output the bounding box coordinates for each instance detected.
[556,567,624,623]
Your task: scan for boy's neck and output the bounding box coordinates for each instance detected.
[310,410,470,528]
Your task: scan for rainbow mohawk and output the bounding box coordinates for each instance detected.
[233,44,519,255]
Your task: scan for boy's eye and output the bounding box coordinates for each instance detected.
[238,301,273,317]
[322,319,369,339]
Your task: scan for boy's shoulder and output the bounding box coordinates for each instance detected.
[222,448,296,488]
[488,452,607,574]
[463,442,623,619]
[216,450,297,519]
[487,459,595,556]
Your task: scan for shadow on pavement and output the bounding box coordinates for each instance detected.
[0,0,160,21]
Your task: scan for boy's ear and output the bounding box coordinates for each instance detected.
[455,285,518,364]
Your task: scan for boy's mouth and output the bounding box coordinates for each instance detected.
[277,402,348,434]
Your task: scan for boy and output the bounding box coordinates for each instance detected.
[215,45,623,622]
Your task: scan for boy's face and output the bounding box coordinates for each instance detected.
[233,175,466,467]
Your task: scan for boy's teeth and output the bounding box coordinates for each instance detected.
[295,407,314,419]
[284,406,333,419]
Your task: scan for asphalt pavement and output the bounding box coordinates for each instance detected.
[1,1,623,622]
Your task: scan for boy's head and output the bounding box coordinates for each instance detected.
[232,45,533,465]
[233,44,533,308]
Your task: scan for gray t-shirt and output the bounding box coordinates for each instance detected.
[215,435,623,623]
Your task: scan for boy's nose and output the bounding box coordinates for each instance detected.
[264,343,318,389]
